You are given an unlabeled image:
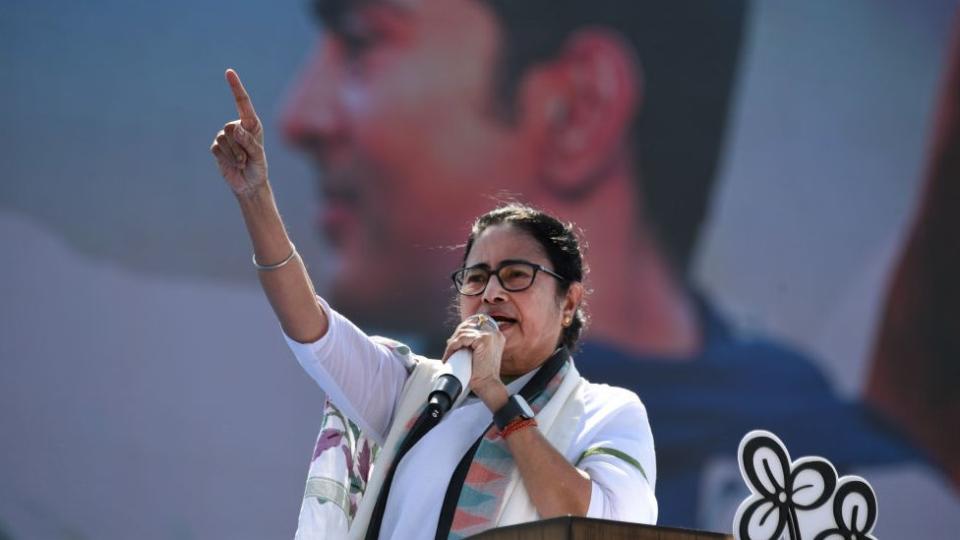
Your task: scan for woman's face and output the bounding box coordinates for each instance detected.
[458,224,579,375]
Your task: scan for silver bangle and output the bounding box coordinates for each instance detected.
[253,243,298,271]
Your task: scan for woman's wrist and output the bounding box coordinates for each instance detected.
[475,379,509,413]
[234,179,272,206]
[234,182,296,268]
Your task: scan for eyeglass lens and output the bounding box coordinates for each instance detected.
[457,263,537,295]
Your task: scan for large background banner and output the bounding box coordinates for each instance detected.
[3,1,959,538]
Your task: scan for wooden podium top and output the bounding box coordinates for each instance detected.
[467,516,733,540]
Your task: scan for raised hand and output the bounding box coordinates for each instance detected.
[210,69,269,197]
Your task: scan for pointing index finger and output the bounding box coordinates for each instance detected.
[225,68,260,132]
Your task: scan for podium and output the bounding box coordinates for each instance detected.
[467,516,732,540]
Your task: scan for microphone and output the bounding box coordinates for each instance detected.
[426,315,498,418]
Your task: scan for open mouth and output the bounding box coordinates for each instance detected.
[491,315,518,330]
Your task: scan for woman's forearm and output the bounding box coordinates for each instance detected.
[211,69,328,344]
[506,426,592,517]
[475,382,592,517]
[236,183,328,343]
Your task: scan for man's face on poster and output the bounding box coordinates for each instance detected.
[282,0,540,331]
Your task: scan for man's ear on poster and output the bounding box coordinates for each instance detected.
[518,29,644,200]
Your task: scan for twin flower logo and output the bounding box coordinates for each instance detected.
[733,430,878,540]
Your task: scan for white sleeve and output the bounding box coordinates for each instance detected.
[578,394,658,524]
[283,296,410,445]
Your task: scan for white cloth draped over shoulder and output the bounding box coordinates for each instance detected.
[286,297,657,539]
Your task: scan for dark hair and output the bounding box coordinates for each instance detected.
[311,0,748,273]
[462,203,588,351]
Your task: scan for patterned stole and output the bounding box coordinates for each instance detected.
[384,356,572,539]
[447,360,571,539]
[299,347,574,539]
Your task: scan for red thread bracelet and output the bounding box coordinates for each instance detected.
[500,417,538,439]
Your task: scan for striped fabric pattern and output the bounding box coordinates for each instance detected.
[448,361,571,539]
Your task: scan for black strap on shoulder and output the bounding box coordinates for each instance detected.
[433,347,570,540]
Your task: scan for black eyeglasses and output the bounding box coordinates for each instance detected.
[451,260,567,296]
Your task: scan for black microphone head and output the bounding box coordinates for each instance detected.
[427,374,463,417]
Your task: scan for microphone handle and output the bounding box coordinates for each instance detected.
[427,348,473,417]
[446,348,473,398]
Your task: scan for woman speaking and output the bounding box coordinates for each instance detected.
[211,69,656,539]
